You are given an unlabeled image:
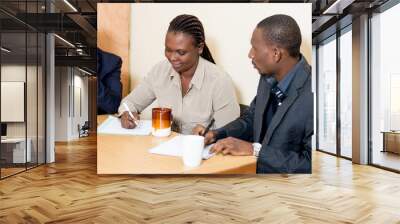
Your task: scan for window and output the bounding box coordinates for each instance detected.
[312,45,317,151]
[317,35,337,154]
[370,2,400,171]
[339,27,352,158]
[0,1,46,179]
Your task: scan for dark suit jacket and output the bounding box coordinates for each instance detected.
[97,49,122,114]
[219,57,313,173]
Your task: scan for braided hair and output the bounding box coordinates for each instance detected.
[168,14,215,64]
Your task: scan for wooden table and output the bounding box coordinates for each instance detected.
[97,115,256,174]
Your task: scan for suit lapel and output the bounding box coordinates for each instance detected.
[264,88,298,144]
[263,67,309,145]
[254,77,270,142]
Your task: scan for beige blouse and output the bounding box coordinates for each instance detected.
[118,57,240,134]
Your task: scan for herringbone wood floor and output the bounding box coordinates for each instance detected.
[0,135,400,223]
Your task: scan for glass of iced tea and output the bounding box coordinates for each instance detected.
[151,107,172,137]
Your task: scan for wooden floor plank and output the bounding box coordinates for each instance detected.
[0,135,399,223]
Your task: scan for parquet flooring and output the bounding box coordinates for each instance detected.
[1,167,26,178]
[0,135,400,223]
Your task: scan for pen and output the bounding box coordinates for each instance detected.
[202,118,215,137]
[122,102,139,126]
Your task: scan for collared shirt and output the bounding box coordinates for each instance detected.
[276,55,304,94]
[118,57,240,134]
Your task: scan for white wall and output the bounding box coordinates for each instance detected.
[1,65,34,138]
[72,73,89,138]
[74,74,89,123]
[1,65,26,140]
[55,67,69,141]
[130,3,312,107]
[54,67,89,141]
[1,82,24,122]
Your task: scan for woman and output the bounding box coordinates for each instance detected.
[119,14,239,134]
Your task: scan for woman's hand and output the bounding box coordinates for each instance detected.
[121,111,140,129]
[192,124,217,145]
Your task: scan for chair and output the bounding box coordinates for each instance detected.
[78,121,90,138]
[239,104,250,117]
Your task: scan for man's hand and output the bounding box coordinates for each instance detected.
[121,111,140,129]
[211,137,253,156]
[192,124,217,145]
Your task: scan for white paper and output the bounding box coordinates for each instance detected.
[98,116,152,136]
[149,135,215,160]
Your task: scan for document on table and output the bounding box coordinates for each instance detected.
[98,116,152,136]
[149,135,215,160]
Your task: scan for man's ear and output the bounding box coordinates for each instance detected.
[273,47,282,63]
[198,42,205,55]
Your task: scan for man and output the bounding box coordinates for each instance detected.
[97,48,123,114]
[193,14,313,173]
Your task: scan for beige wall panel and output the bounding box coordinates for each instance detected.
[97,3,131,97]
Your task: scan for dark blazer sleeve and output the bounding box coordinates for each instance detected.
[97,55,122,114]
[216,96,256,142]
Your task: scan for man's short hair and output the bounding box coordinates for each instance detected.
[257,14,302,58]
